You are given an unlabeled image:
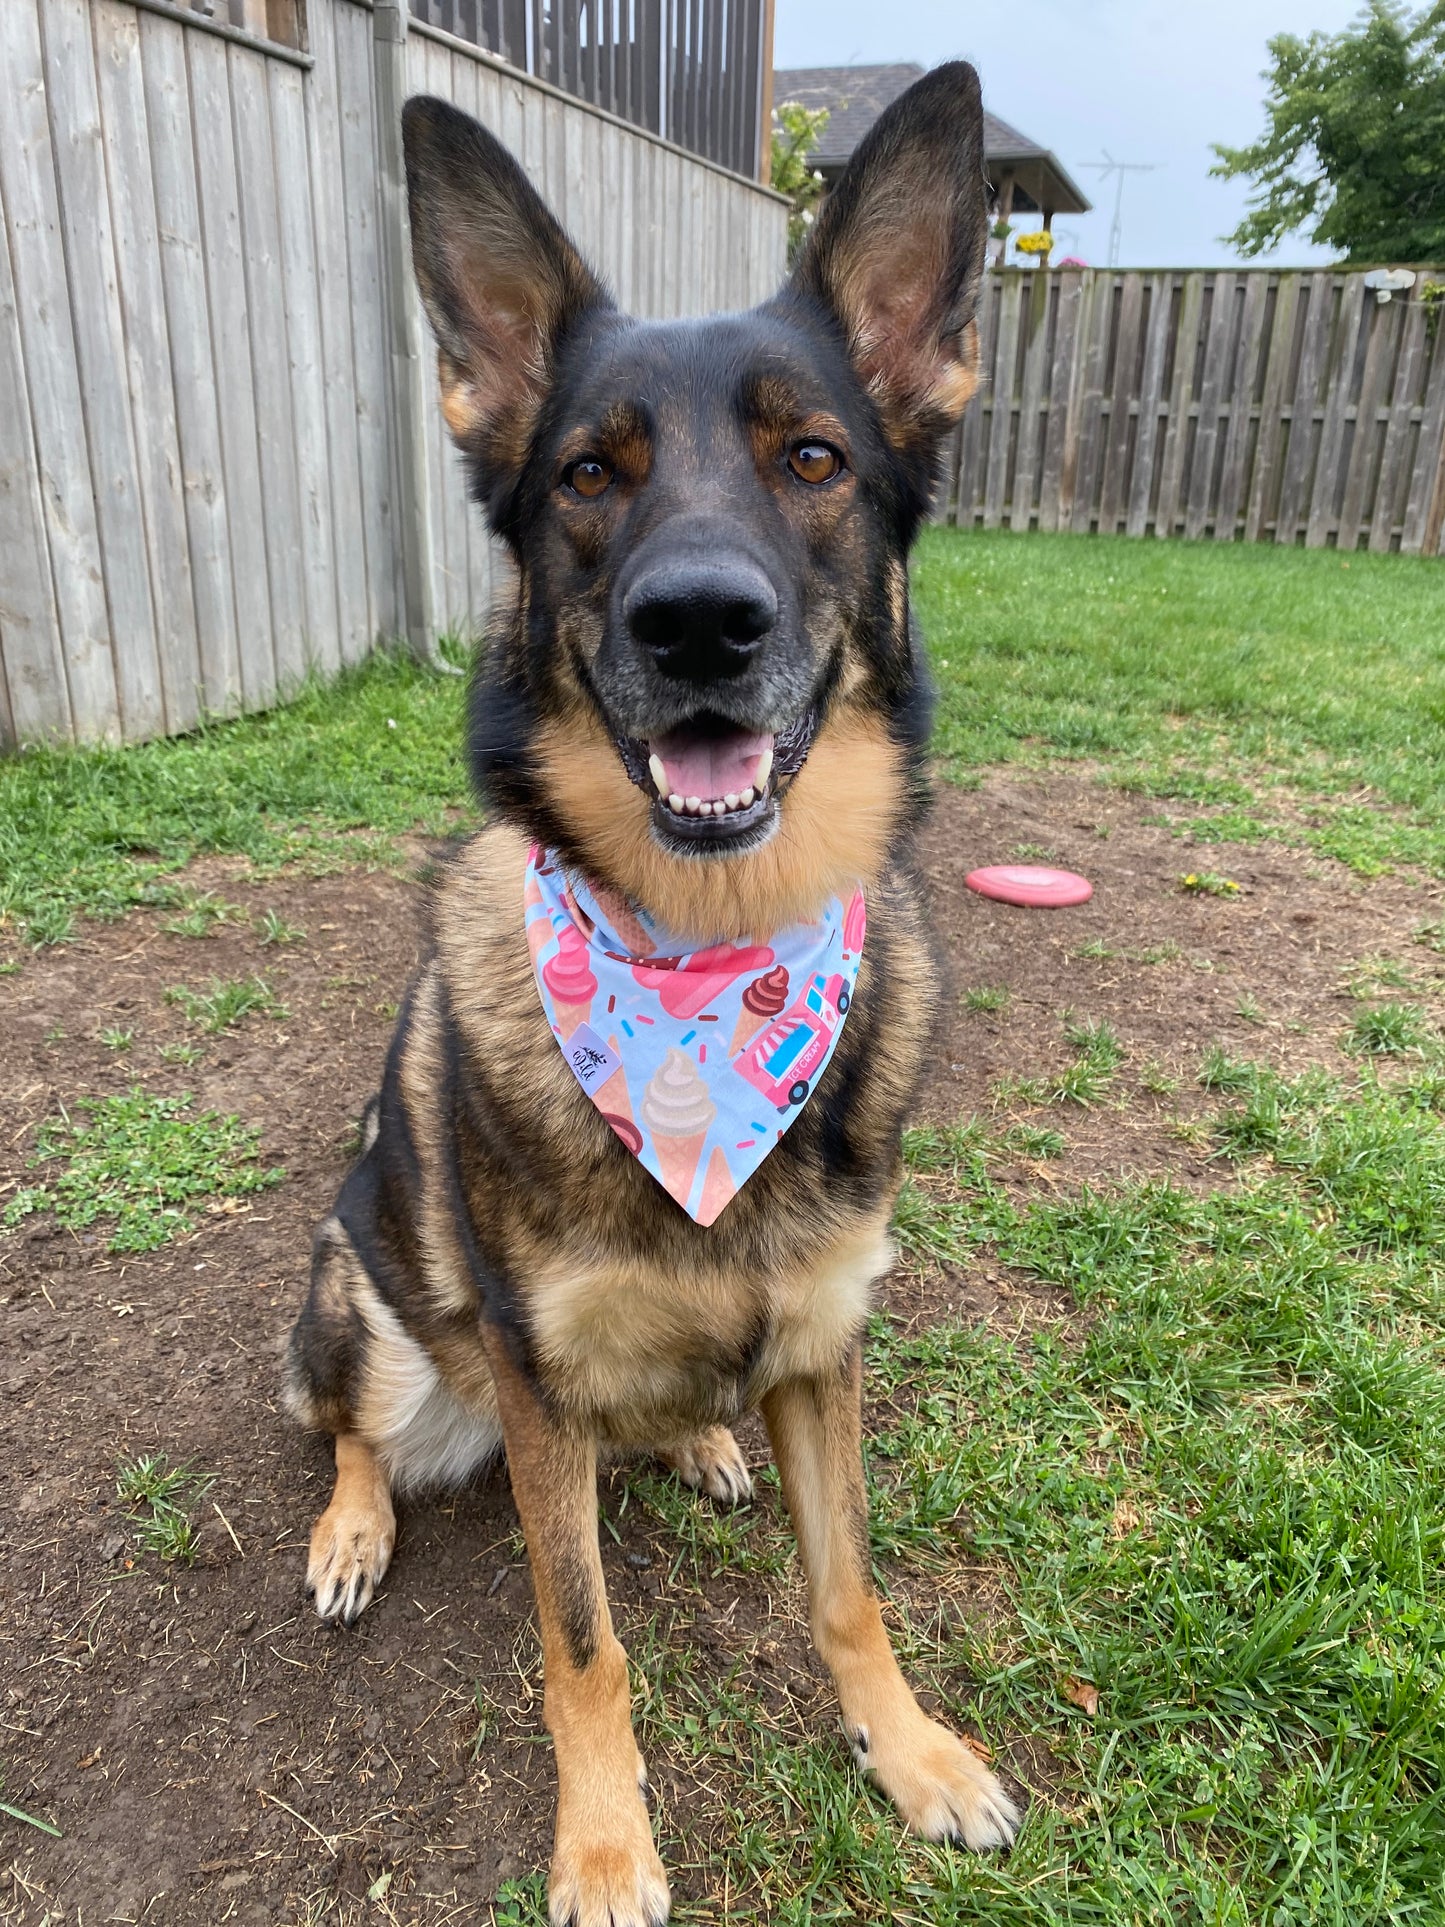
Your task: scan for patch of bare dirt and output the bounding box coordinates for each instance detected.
[1,781,1439,1924]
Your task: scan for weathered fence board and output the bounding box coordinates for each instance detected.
[1,0,787,746]
[944,265,1445,558]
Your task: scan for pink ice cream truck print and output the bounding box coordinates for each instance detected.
[733,971,850,1110]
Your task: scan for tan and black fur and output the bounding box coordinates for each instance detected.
[285,63,1017,1926]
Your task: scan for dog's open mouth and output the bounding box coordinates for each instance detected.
[614,710,817,851]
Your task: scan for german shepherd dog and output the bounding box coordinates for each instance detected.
[284,61,1017,1924]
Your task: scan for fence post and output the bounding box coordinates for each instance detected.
[373,0,448,668]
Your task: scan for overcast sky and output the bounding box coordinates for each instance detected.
[773,0,1368,267]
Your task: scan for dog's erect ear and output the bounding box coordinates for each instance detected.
[789,62,988,450]
[402,96,609,484]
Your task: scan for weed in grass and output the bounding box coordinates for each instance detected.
[998,1122,1064,1160]
[1139,1060,1178,1095]
[256,908,306,946]
[24,903,75,947]
[1198,1044,1266,1094]
[962,984,1011,1013]
[1415,918,1445,955]
[993,1019,1122,1112]
[1234,993,1265,1024]
[159,1041,202,1067]
[97,1027,134,1052]
[161,894,245,938]
[1179,870,1240,898]
[1061,1016,1123,1070]
[165,975,287,1033]
[116,1452,212,1566]
[1137,939,1185,964]
[0,960,21,977]
[44,1025,64,1046]
[1073,937,1118,960]
[1346,1001,1429,1056]
[1011,841,1056,861]
[3,1089,283,1252]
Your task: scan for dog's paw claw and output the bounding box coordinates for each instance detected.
[306,1498,395,1626]
[858,1715,1020,1853]
[660,1427,752,1506]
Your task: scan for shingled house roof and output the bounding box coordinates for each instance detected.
[773,63,1091,218]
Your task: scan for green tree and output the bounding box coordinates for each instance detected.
[770,100,830,263]
[1212,1,1445,261]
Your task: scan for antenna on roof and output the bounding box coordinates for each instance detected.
[1080,151,1158,268]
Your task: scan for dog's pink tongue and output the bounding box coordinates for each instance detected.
[654,729,772,801]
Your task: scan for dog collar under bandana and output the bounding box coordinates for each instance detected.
[525,846,865,1225]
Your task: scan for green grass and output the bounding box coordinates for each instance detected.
[2,1089,283,1252]
[0,648,472,945]
[257,908,306,946]
[635,1071,1445,1924]
[4,535,1443,949]
[963,984,1012,1013]
[1346,1002,1431,1056]
[993,1016,1125,1112]
[914,529,1445,878]
[161,893,246,938]
[116,1452,213,1566]
[164,975,287,1033]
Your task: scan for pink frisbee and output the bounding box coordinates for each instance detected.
[965,864,1094,908]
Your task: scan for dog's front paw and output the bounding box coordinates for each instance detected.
[306,1486,395,1626]
[659,1426,752,1505]
[548,1820,670,1927]
[851,1712,1019,1851]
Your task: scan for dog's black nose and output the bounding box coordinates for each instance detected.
[623,558,777,682]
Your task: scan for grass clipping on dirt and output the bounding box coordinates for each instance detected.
[3,1089,283,1252]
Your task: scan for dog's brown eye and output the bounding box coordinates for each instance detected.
[788,442,843,485]
[563,457,613,499]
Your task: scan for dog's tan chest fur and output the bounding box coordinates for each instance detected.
[525,1215,891,1439]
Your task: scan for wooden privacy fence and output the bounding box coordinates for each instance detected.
[941,267,1445,554]
[0,0,787,750]
[408,0,772,180]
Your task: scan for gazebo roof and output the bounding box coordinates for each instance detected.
[773,63,1092,216]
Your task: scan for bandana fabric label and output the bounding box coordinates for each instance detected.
[525,846,865,1225]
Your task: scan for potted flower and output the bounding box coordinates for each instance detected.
[987,217,1012,267]
[1015,228,1054,269]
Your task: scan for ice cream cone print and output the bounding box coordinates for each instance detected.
[729,964,789,1055]
[542,924,597,1040]
[696,1145,735,1226]
[594,1043,642,1151]
[653,1130,706,1208]
[527,918,553,973]
[642,1047,716,1212]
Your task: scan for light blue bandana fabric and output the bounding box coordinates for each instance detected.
[525,845,865,1223]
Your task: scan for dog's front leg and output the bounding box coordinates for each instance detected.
[485,1338,670,1927]
[763,1345,1020,1851]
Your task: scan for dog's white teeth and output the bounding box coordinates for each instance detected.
[698,800,714,816]
[724,792,739,812]
[755,747,773,790]
[648,753,668,797]
[739,786,755,809]
[684,795,701,814]
[667,791,684,813]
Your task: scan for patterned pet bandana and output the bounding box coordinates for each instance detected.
[526,846,865,1225]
